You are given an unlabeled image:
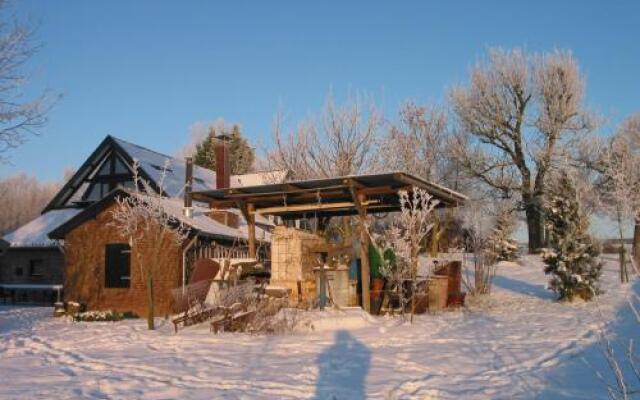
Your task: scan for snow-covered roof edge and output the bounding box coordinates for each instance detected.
[49,188,270,243]
[3,208,83,248]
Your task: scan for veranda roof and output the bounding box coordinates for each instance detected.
[192,171,467,219]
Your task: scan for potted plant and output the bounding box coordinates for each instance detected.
[369,245,386,314]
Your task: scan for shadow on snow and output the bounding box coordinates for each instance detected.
[314,330,371,400]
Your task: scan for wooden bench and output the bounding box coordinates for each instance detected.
[172,306,224,333]
[209,303,255,334]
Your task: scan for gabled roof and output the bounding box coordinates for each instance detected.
[43,135,288,212]
[48,188,271,243]
[3,209,83,247]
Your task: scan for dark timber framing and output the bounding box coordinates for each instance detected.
[192,171,467,313]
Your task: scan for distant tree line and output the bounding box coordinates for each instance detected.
[0,171,71,235]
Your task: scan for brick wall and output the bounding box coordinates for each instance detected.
[63,203,183,317]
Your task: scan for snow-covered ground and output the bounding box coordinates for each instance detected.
[1,255,638,399]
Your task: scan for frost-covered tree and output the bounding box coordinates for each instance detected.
[450,48,595,253]
[601,114,640,278]
[486,207,520,263]
[542,173,602,301]
[460,200,499,295]
[378,102,451,183]
[111,160,190,330]
[376,187,438,322]
[266,93,382,179]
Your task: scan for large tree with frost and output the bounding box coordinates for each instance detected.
[450,48,595,253]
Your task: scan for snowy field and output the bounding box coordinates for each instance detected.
[1,255,638,399]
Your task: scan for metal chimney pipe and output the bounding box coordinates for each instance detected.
[183,156,193,218]
[214,134,232,189]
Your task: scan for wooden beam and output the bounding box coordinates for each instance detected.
[253,200,380,216]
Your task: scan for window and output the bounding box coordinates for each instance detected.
[29,260,43,277]
[105,244,131,288]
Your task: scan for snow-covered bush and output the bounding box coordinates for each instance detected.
[460,200,500,296]
[543,173,602,301]
[73,310,137,322]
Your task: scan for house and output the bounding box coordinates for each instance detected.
[0,134,286,305]
[48,188,272,317]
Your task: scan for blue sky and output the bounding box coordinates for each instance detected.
[2,0,639,184]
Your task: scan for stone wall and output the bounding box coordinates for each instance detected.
[63,203,182,317]
[269,226,326,304]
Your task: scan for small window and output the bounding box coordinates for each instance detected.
[15,266,23,276]
[97,158,112,176]
[29,260,43,277]
[105,243,131,288]
[114,157,129,174]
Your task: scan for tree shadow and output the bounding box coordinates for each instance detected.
[492,275,555,300]
[314,330,371,400]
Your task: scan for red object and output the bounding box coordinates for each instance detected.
[371,278,385,300]
[189,258,221,284]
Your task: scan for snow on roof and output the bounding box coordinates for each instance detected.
[136,194,271,243]
[113,137,287,198]
[3,209,82,247]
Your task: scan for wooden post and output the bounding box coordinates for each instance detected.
[350,190,371,313]
[247,203,256,259]
[237,201,257,259]
[359,215,371,313]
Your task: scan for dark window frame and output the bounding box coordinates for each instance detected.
[29,259,43,277]
[105,243,131,289]
[82,151,134,202]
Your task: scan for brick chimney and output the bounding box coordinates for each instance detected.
[183,156,193,218]
[214,133,232,189]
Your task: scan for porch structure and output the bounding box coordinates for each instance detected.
[192,171,467,312]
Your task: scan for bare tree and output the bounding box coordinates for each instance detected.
[450,48,595,253]
[111,160,190,330]
[460,199,499,296]
[378,102,450,183]
[601,114,640,279]
[0,2,58,161]
[266,93,383,179]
